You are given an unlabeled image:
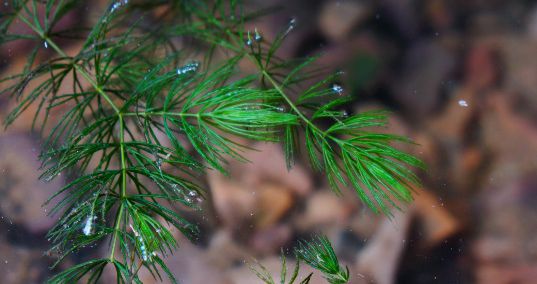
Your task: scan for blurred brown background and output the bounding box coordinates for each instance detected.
[2,0,537,283]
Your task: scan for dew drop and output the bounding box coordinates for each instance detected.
[458,100,468,107]
[44,41,48,48]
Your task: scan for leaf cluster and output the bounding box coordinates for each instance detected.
[250,235,348,284]
[0,0,422,283]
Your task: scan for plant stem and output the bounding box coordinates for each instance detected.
[16,13,121,114]
[224,30,329,138]
[17,13,128,263]
[260,69,327,136]
[110,114,128,261]
[123,111,199,118]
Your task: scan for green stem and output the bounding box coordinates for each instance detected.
[17,13,127,263]
[225,30,329,137]
[123,111,199,118]
[16,14,121,114]
[110,114,128,261]
[259,69,327,136]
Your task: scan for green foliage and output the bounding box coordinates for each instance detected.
[0,0,421,283]
[250,235,348,284]
[296,236,349,284]
[250,251,311,284]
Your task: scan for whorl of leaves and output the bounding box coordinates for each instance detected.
[0,0,421,283]
[295,236,349,284]
[250,235,348,284]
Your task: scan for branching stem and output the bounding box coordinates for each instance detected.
[17,12,128,264]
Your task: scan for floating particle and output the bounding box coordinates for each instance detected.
[458,100,468,107]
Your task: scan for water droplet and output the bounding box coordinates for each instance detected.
[284,18,297,36]
[44,41,48,48]
[156,157,162,169]
[245,31,253,46]
[331,84,343,95]
[254,28,262,42]
[82,215,93,236]
[458,100,468,107]
[177,61,200,75]
[110,2,121,12]
[288,18,297,29]
[109,0,128,13]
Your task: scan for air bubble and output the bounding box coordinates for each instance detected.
[288,18,297,29]
[254,28,262,42]
[177,61,200,75]
[245,31,253,46]
[331,84,343,95]
[156,157,163,170]
[82,215,94,236]
[109,0,128,13]
[283,18,297,36]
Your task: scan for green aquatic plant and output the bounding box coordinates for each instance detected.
[0,0,422,283]
[251,235,348,284]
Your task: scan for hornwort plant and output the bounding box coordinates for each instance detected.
[0,0,423,283]
[251,235,350,284]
